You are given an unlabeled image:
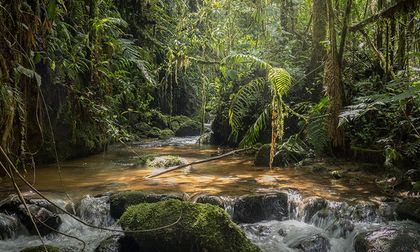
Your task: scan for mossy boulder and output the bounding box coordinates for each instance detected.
[175,120,201,137]
[354,223,420,252]
[167,115,191,132]
[147,155,187,168]
[145,127,174,139]
[159,129,175,139]
[198,132,215,145]
[119,200,261,252]
[150,110,169,129]
[396,198,420,223]
[20,245,60,252]
[110,191,185,219]
[195,195,224,208]
[232,193,288,223]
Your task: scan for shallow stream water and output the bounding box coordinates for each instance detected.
[0,136,418,251]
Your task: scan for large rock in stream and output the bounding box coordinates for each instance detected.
[110,191,185,219]
[17,204,62,236]
[233,193,288,223]
[119,200,261,252]
[396,198,420,224]
[354,223,420,252]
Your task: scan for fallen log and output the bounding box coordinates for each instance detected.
[146,148,253,178]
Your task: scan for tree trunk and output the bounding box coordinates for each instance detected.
[307,0,328,101]
[324,0,345,151]
[309,0,328,68]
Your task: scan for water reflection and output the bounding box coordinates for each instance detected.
[0,137,383,201]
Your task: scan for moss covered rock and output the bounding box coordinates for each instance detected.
[119,200,261,252]
[396,198,420,224]
[20,245,60,252]
[110,191,185,219]
[175,120,201,137]
[195,195,224,208]
[147,155,187,168]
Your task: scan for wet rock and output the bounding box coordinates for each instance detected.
[20,245,60,252]
[119,200,261,252]
[351,201,378,222]
[330,219,354,238]
[396,198,420,224]
[330,170,343,179]
[278,228,287,236]
[232,193,288,223]
[198,132,215,144]
[302,197,328,223]
[0,213,19,240]
[241,224,272,237]
[291,234,331,252]
[175,120,201,137]
[110,191,184,219]
[18,204,62,236]
[77,195,113,226]
[195,195,224,208]
[95,234,140,252]
[354,223,420,252]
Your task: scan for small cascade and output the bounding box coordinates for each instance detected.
[238,192,420,252]
[0,213,20,240]
[286,190,302,220]
[220,196,236,217]
[78,195,115,227]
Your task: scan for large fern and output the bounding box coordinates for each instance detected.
[226,54,293,168]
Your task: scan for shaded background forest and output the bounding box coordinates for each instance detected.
[0,0,419,176]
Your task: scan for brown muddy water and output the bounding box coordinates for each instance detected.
[0,136,384,201]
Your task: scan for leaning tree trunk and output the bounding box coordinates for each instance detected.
[324,0,345,151]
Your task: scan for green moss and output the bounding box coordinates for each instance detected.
[20,245,60,252]
[175,120,201,136]
[119,200,260,252]
[110,191,184,219]
[159,129,174,139]
[147,155,186,168]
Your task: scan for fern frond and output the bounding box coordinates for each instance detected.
[223,54,271,70]
[268,67,292,96]
[228,78,266,134]
[239,107,270,147]
[306,115,329,154]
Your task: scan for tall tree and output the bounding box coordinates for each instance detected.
[324,0,345,150]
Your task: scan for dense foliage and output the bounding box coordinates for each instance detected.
[0,0,419,172]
